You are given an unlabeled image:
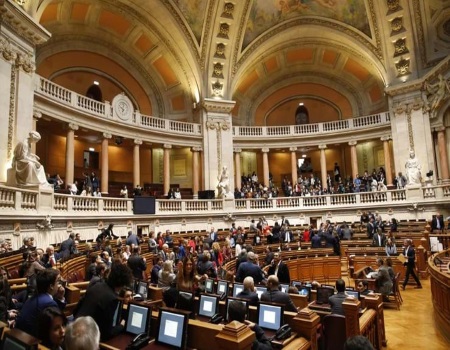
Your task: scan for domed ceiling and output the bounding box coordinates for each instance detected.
[25,0,450,126]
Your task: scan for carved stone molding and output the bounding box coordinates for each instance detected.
[348,141,357,146]
[212,62,224,78]
[395,57,410,76]
[205,118,230,131]
[68,123,79,131]
[191,146,203,152]
[380,135,391,142]
[233,148,242,153]
[261,147,269,153]
[32,110,42,120]
[386,0,401,13]
[103,132,112,139]
[391,17,404,33]
[393,38,408,57]
[218,23,230,39]
[202,98,236,113]
[163,144,172,149]
[212,80,224,96]
[289,147,297,152]
[0,38,17,62]
[221,2,234,18]
[214,43,226,58]
[318,144,327,150]
[134,139,142,145]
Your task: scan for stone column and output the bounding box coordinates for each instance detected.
[101,133,111,194]
[436,127,449,183]
[192,146,202,198]
[163,144,172,196]
[65,123,79,187]
[381,136,393,186]
[319,144,327,188]
[133,139,142,188]
[31,110,42,154]
[262,148,269,187]
[233,148,241,190]
[348,141,358,179]
[290,147,298,186]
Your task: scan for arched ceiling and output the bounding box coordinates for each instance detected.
[26,0,450,125]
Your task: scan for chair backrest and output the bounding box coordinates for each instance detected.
[323,314,347,350]
[392,272,401,292]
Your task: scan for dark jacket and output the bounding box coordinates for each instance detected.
[236,290,259,306]
[267,262,290,284]
[127,254,147,280]
[260,289,297,312]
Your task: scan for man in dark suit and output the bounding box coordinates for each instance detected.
[127,247,147,280]
[235,252,265,284]
[311,231,321,248]
[261,275,297,312]
[402,239,422,290]
[329,279,346,316]
[366,217,376,239]
[280,216,290,227]
[267,252,290,284]
[74,263,133,341]
[16,269,66,337]
[59,233,75,259]
[431,212,444,233]
[236,276,259,306]
[372,229,386,247]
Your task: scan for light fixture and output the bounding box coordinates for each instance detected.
[93,81,99,85]
[299,103,304,106]
[302,154,307,158]
[89,147,95,152]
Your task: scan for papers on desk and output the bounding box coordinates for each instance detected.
[430,237,443,252]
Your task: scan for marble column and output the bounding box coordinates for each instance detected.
[234,148,242,190]
[163,144,172,196]
[31,111,42,154]
[437,127,450,182]
[101,133,111,194]
[65,123,79,187]
[319,144,327,189]
[290,147,298,186]
[262,148,269,187]
[381,136,393,186]
[192,146,202,198]
[348,141,358,179]
[133,139,142,188]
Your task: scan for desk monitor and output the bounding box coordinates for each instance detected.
[217,280,228,295]
[232,283,244,297]
[176,291,195,314]
[345,290,360,300]
[136,281,148,300]
[156,308,189,349]
[280,284,289,293]
[1,329,39,350]
[125,302,151,335]
[292,280,302,289]
[225,297,249,322]
[255,286,266,300]
[316,287,335,304]
[198,294,219,318]
[299,285,311,301]
[205,278,214,294]
[257,302,284,331]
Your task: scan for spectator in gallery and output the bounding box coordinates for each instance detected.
[119,185,128,198]
[334,162,341,182]
[174,188,182,199]
[91,172,99,193]
[69,181,78,195]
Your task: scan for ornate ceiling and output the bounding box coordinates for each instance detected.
[23,0,450,126]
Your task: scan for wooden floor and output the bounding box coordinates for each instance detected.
[381,277,449,349]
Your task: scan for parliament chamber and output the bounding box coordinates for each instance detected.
[0,0,450,349]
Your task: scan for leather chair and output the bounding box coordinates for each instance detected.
[323,314,347,350]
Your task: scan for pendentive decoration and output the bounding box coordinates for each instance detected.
[421,74,450,118]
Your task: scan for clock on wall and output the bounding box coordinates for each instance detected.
[112,93,133,121]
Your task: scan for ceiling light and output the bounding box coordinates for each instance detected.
[93,81,99,85]
[299,103,304,106]
[302,154,307,158]
[89,147,95,152]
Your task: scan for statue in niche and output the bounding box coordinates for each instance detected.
[217,165,233,199]
[422,74,450,118]
[12,131,51,188]
[405,150,422,186]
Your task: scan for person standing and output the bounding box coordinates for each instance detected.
[267,252,290,284]
[402,239,422,290]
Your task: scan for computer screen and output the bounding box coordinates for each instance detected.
[205,279,214,294]
[292,280,302,289]
[225,297,249,322]
[1,331,38,350]
[176,291,194,313]
[280,284,289,293]
[299,286,311,301]
[136,281,148,299]
[217,280,228,295]
[157,309,189,349]
[2,336,28,350]
[255,286,266,300]
[346,290,360,300]
[198,294,219,318]
[257,302,284,331]
[232,283,244,297]
[125,303,151,335]
[316,287,335,304]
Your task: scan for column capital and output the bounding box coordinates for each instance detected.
[68,123,79,131]
[348,140,357,146]
[191,146,203,152]
[33,110,42,120]
[134,139,142,145]
[380,135,391,142]
[435,126,446,132]
[102,132,112,139]
[261,147,270,153]
[234,148,242,153]
[289,147,297,152]
[163,144,172,149]
[318,144,327,150]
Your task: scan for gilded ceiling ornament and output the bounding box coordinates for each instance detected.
[386,0,400,12]
[212,62,224,78]
[215,43,226,58]
[391,17,404,33]
[222,2,234,18]
[422,74,450,118]
[212,80,223,96]
[393,38,408,57]
[218,23,230,39]
[13,0,26,6]
[395,57,410,76]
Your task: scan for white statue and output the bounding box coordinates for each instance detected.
[217,165,232,198]
[12,131,51,187]
[405,150,422,185]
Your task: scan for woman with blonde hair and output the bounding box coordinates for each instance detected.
[158,261,176,291]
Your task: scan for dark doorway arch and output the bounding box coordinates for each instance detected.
[295,104,309,125]
[86,84,103,102]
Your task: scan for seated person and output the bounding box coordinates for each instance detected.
[228,300,272,350]
[236,276,259,306]
[373,258,392,299]
[356,280,372,296]
[261,275,297,312]
[65,316,100,350]
[329,279,346,316]
[37,306,67,350]
[344,335,374,350]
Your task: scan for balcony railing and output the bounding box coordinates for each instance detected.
[2,185,449,217]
